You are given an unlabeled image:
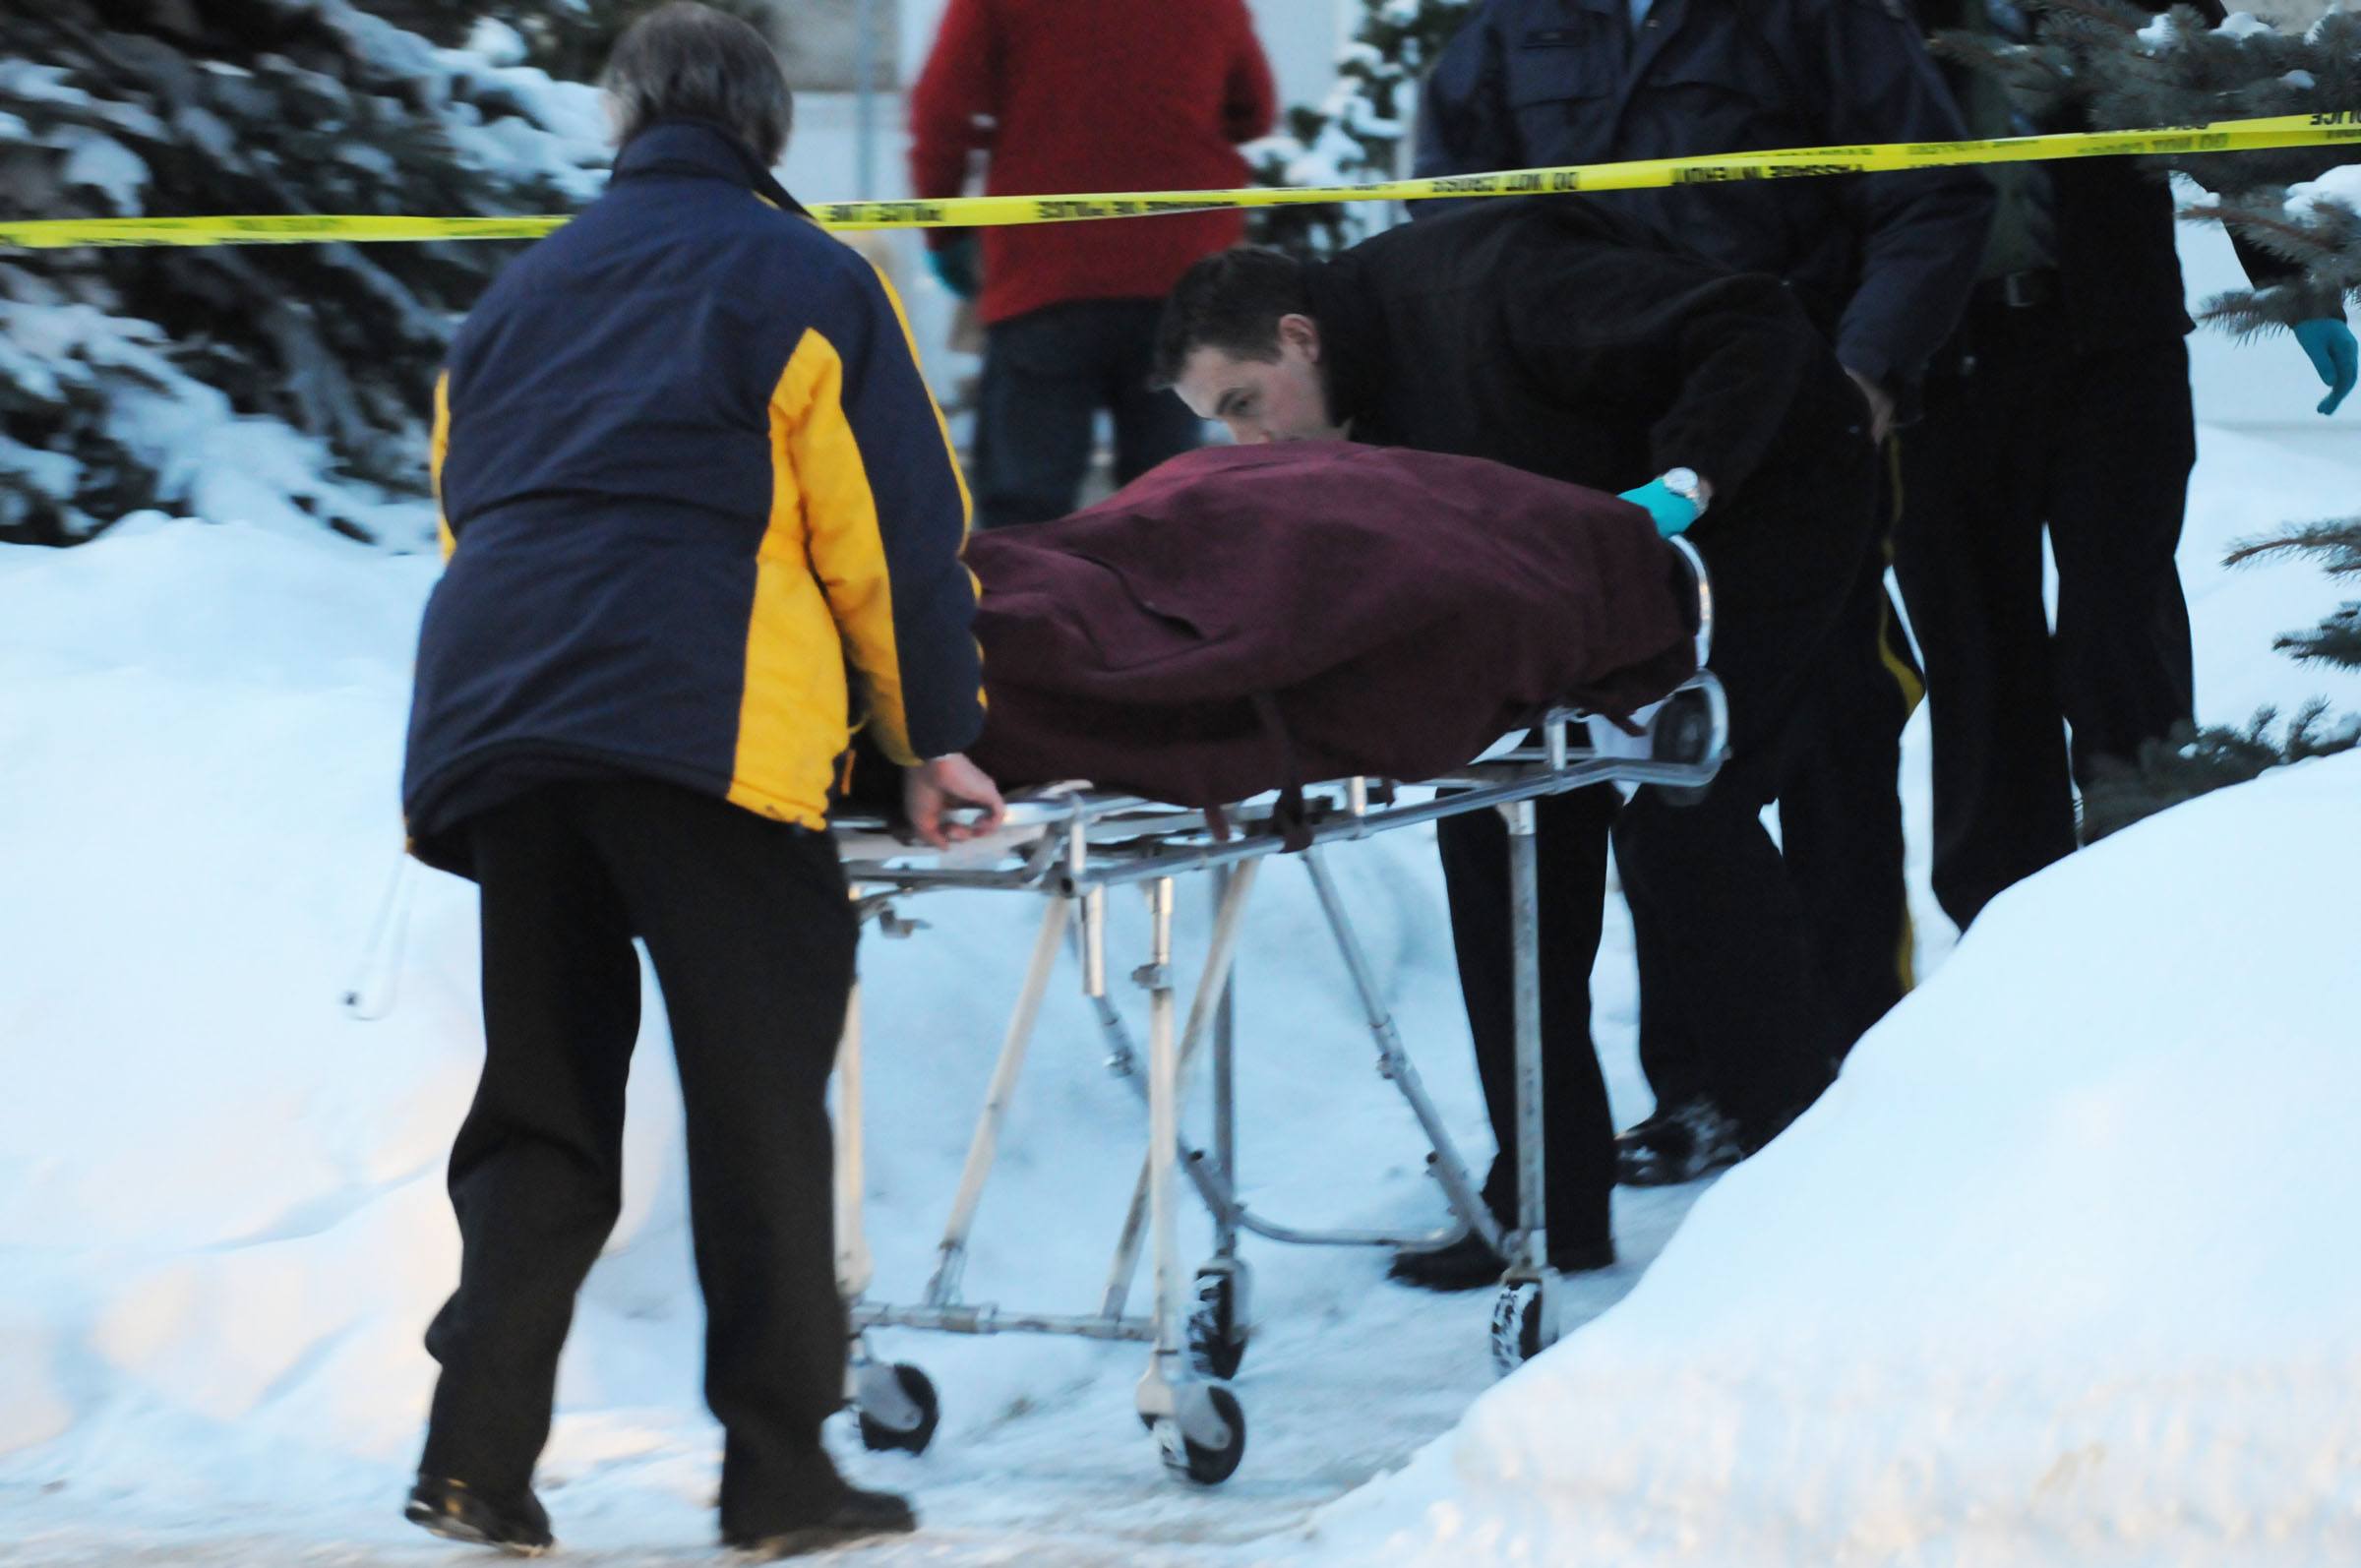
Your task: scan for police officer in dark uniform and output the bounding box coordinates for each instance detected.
[1407,0,1992,1231]
[1158,201,1881,1293]
[1895,0,2354,931]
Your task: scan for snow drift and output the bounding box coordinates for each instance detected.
[1301,749,2361,1567]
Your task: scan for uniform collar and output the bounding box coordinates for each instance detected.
[612,120,812,217]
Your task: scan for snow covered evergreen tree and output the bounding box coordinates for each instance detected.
[0,0,610,547]
[1247,0,1475,256]
[1943,0,2361,327]
[1948,0,2361,827]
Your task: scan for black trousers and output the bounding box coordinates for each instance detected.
[1775,512,1924,1052]
[1633,450,1919,1113]
[1437,461,1876,1249]
[419,778,857,1540]
[1894,312,2196,929]
[972,298,1205,529]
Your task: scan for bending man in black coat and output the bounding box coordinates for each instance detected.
[1418,0,1997,1181]
[1154,199,1878,1285]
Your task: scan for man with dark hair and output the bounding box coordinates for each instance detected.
[909,0,1276,528]
[400,3,1000,1556]
[1415,0,1995,1185]
[1157,205,1878,1287]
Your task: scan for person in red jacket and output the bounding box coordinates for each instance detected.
[909,0,1276,528]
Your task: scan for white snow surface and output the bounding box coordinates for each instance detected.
[1,427,2358,1564]
[1300,754,2361,1567]
[2287,162,2361,221]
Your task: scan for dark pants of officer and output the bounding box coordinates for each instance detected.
[1775,508,1923,1054]
[1894,300,2196,930]
[973,298,1206,529]
[419,778,857,1542]
[1633,441,1916,1116]
[1437,450,1876,1251]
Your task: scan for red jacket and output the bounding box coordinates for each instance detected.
[908,0,1277,326]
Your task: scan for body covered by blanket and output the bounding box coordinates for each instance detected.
[960,441,1697,807]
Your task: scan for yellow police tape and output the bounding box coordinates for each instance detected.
[2,109,2356,250]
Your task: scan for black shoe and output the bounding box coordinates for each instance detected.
[1548,1236,1618,1274]
[1615,1097,1745,1187]
[1388,1230,1616,1291]
[1387,1230,1507,1292]
[724,1485,918,1558]
[404,1475,553,1556]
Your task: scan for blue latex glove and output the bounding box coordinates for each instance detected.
[928,233,981,302]
[2294,317,2357,416]
[1617,478,1701,538]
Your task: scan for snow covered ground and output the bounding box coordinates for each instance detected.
[0,422,2357,1566]
[1301,747,2361,1568]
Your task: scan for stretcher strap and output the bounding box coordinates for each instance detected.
[1248,693,1314,854]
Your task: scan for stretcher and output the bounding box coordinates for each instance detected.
[829,538,1727,1485]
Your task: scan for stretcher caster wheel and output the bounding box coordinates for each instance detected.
[1187,1263,1250,1380]
[1153,1385,1246,1486]
[1652,684,1719,767]
[1649,692,1717,807]
[1490,1281,1546,1377]
[855,1362,939,1455]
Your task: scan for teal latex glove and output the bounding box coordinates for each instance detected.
[2294,317,2357,416]
[1618,478,1701,538]
[928,233,981,302]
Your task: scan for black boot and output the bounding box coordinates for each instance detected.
[1615,1097,1745,1186]
[1388,1230,1616,1291]
[404,1475,554,1556]
[1387,1230,1505,1292]
[724,1484,918,1558]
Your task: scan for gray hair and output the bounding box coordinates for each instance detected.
[602,3,794,167]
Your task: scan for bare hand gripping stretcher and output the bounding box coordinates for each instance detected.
[830,523,1726,1486]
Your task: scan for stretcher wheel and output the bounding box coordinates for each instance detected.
[1652,685,1719,766]
[855,1362,939,1455]
[1649,687,1719,807]
[1154,1385,1247,1485]
[1186,1265,1250,1380]
[1489,1281,1545,1377]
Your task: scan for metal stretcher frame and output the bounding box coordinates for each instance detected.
[830,539,1727,1484]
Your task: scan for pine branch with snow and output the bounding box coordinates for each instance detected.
[2080,705,2360,837]
[2083,513,2361,836]
[2225,517,2361,672]
[1245,0,1477,256]
[0,0,611,547]
[1944,0,2361,282]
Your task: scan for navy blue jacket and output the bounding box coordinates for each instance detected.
[403,122,984,870]
[1415,0,1994,405]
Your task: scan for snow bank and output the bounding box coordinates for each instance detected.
[0,514,1501,1556]
[1302,750,2361,1567]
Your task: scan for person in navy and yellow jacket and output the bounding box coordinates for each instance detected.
[398,6,1000,1558]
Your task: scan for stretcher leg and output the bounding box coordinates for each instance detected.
[1211,866,1240,1262]
[1102,864,1260,1319]
[923,893,1071,1309]
[1302,848,1502,1257]
[836,983,943,1454]
[1133,875,1247,1483]
[1104,852,1483,1266]
[833,982,871,1303]
[1491,798,1561,1374]
[1190,868,1253,1381]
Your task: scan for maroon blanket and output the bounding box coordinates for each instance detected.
[962,442,1697,808]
